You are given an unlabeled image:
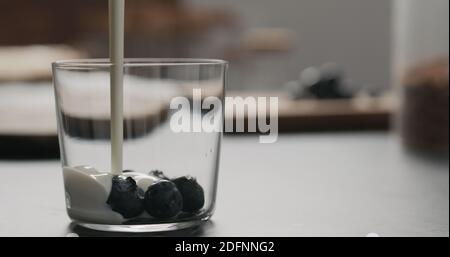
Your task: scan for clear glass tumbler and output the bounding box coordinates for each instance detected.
[52,59,227,232]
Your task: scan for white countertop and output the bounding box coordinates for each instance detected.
[0,132,448,237]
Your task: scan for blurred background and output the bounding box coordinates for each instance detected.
[0,0,448,237]
[0,0,448,158]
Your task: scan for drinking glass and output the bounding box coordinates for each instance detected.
[52,58,227,232]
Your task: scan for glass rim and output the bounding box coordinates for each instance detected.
[53,58,228,68]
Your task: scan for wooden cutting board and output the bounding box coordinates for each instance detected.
[224,91,394,132]
[0,83,58,158]
[0,82,171,158]
[0,86,393,159]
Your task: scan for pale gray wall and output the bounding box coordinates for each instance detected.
[187,0,391,91]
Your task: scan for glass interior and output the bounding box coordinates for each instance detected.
[52,58,226,229]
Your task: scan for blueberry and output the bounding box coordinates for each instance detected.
[107,176,144,218]
[172,176,205,213]
[144,180,183,219]
[149,170,170,180]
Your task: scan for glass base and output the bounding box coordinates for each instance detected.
[74,215,211,233]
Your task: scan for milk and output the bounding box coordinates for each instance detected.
[63,166,159,224]
[63,166,123,224]
[109,0,125,175]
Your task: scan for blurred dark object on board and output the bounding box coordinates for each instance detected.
[401,57,449,153]
[287,63,353,100]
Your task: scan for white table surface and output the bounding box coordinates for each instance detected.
[0,132,448,237]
